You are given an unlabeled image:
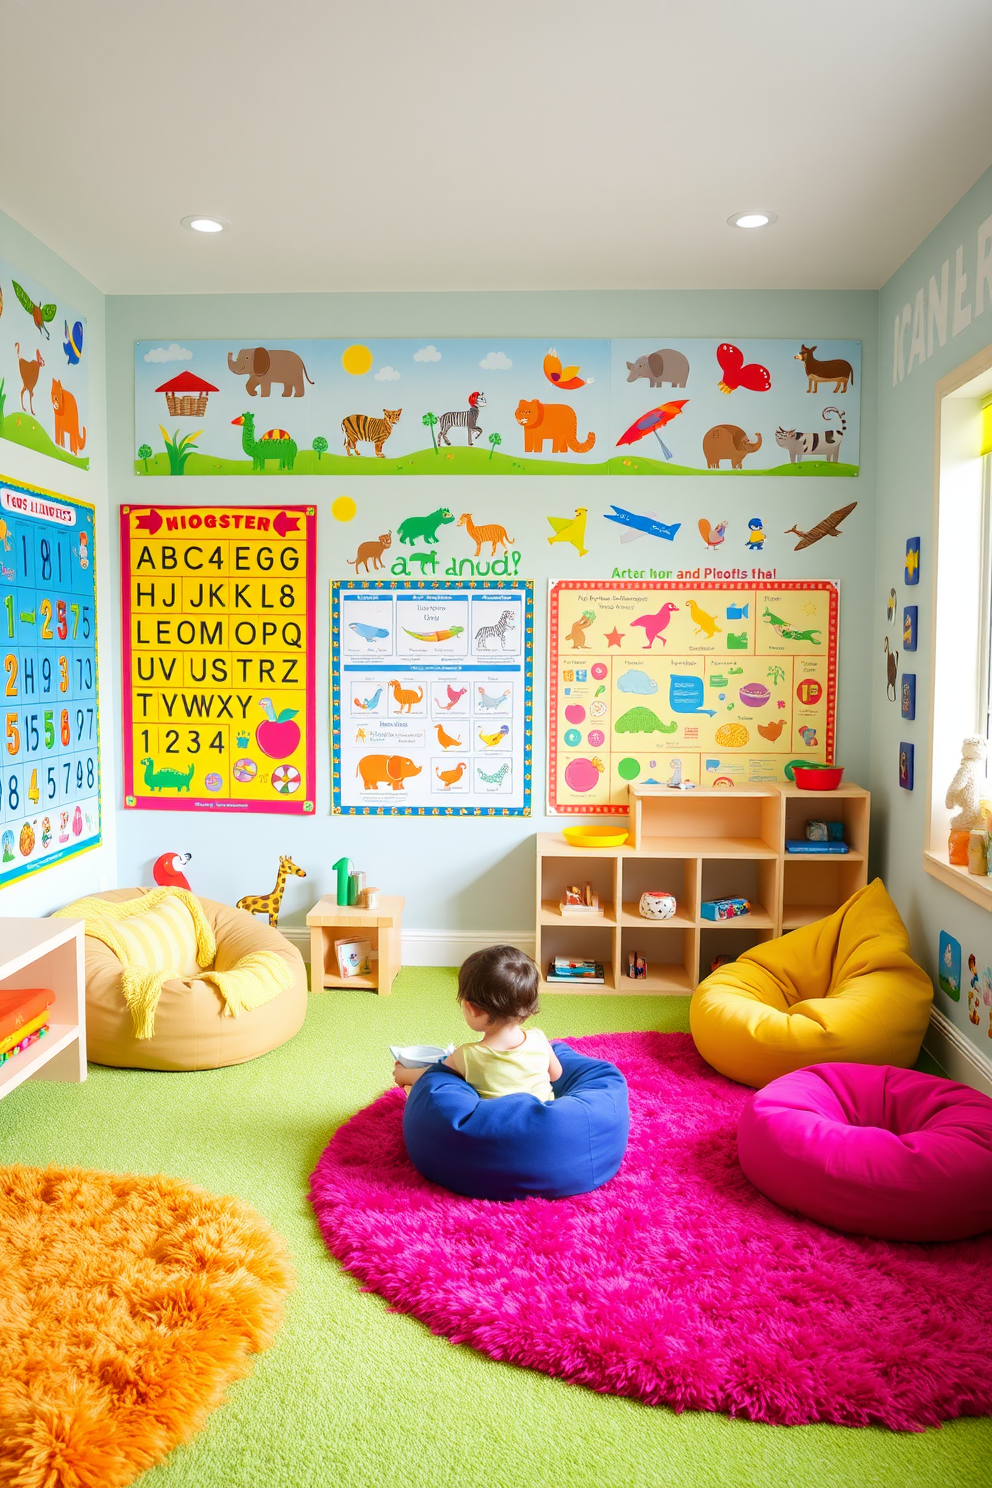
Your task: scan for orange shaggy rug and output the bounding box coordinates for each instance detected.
[0,1165,293,1487]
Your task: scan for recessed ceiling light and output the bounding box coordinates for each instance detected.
[180,215,230,234]
[728,212,777,230]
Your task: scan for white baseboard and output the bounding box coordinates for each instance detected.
[924,1006,992,1097]
[280,926,536,968]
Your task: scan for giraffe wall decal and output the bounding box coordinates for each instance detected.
[237,854,307,927]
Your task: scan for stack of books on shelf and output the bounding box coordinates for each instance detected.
[546,956,605,986]
[0,988,54,1068]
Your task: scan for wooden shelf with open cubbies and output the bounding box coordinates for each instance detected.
[536,782,868,994]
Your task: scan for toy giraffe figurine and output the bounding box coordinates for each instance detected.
[237,855,306,927]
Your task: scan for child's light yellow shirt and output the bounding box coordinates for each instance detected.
[451,1027,555,1102]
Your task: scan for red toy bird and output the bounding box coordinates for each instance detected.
[153,852,192,890]
[616,400,688,461]
[716,343,771,394]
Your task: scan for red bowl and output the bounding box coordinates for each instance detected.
[793,766,844,791]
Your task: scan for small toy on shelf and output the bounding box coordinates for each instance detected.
[361,886,380,909]
[805,820,845,843]
[560,882,602,916]
[967,830,987,876]
[626,951,648,980]
[701,897,750,921]
[710,954,734,973]
[945,735,987,862]
[236,854,307,927]
[331,856,354,906]
[638,891,677,920]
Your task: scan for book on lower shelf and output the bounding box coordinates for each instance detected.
[547,956,605,985]
[334,938,373,978]
[0,988,54,1043]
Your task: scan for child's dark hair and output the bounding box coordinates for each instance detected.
[457,944,540,1023]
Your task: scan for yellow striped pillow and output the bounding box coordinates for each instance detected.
[112,895,202,977]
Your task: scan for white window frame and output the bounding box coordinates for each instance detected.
[925,344,992,908]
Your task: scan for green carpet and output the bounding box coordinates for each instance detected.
[0,971,987,1488]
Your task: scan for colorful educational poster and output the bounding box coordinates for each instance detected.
[120,503,316,814]
[1,259,89,471]
[548,579,839,813]
[0,476,100,884]
[133,338,860,477]
[332,579,533,815]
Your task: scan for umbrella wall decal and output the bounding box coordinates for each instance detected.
[616,400,688,461]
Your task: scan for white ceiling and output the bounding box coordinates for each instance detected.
[3,0,992,296]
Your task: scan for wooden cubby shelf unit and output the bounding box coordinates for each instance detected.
[537,783,869,995]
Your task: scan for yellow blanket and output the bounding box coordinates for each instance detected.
[54,889,292,1040]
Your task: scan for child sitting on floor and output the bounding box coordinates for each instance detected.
[392,945,562,1100]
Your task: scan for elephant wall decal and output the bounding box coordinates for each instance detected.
[227,346,315,398]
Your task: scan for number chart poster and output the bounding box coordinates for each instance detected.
[548,579,838,813]
[332,579,533,816]
[0,477,100,886]
[121,503,316,814]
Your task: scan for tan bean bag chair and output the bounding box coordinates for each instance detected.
[68,888,307,1071]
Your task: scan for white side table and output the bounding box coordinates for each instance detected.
[0,918,87,1099]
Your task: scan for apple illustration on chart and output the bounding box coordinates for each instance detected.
[256,697,301,760]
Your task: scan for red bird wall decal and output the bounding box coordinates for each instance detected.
[716,343,772,394]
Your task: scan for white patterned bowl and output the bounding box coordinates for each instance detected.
[639,892,677,921]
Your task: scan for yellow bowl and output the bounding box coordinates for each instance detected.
[562,826,629,849]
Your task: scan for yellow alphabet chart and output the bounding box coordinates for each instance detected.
[121,503,316,814]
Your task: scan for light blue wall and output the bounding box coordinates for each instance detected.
[873,162,992,1054]
[107,291,877,931]
[0,209,116,916]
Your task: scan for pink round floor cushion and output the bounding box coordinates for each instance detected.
[737,1063,992,1241]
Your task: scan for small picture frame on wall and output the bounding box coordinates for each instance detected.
[937,930,961,1001]
[901,673,916,720]
[905,537,920,586]
[903,606,918,651]
[899,741,915,790]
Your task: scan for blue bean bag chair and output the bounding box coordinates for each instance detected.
[402,1041,630,1201]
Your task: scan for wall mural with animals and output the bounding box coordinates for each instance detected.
[332,579,533,815]
[1,260,89,471]
[133,338,861,477]
[548,579,839,811]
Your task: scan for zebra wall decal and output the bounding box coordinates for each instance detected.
[341,408,402,457]
[474,608,516,651]
[438,391,486,446]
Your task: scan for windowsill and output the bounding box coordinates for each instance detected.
[924,849,992,909]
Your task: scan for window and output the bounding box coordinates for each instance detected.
[926,353,992,907]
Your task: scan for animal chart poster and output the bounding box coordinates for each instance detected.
[120,503,316,814]
[133,338,860,477]
[548,579,839,813]
[0,476,100,886]
[1,259,89,471]
[332,579,533,816]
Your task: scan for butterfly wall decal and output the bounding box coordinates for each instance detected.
[716,342,771,394]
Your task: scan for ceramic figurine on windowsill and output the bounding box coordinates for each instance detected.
[945,735,987,867]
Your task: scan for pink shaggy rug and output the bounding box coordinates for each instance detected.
[308,1032,992,1430]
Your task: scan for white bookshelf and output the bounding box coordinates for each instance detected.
[0,918,87,1099]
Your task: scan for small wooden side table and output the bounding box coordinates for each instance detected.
[306,895,404,996]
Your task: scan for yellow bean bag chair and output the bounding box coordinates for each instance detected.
[58,888,307,1071]
[690,880,933,1087]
